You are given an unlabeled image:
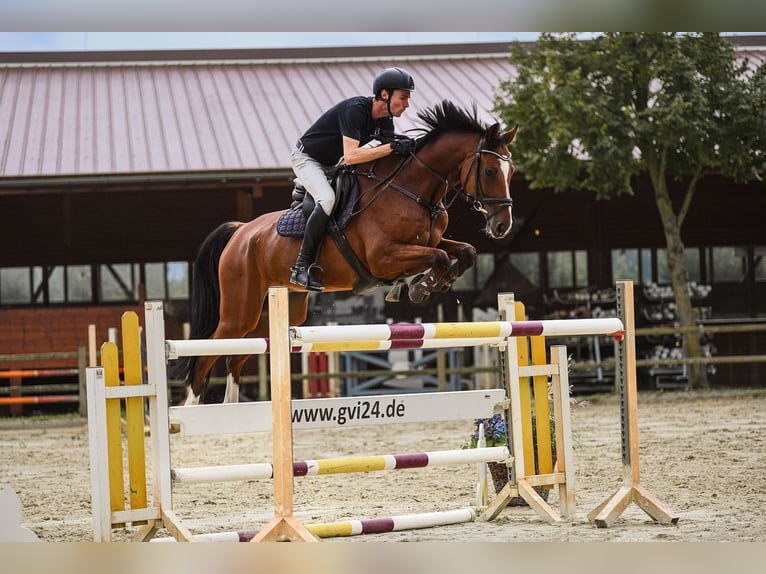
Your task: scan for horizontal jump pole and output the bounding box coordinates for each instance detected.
[165,336,507,359]
[168,388,506,436]
[164,317,624,359]
[292,318,624,344]
[171,446,510,484]
[150,508,477,541]
[294,337,506,353]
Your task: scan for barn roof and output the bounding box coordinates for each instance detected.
[1,37,764,186]
[0,42,517,184]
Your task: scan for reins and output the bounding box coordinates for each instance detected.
[346,156,437,218]
[350,133,513,223]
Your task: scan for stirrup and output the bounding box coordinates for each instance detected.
[290,263,325,291]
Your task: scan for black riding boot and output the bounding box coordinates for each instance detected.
[290,205,330,291]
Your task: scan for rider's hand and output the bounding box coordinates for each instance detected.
[390,137,416,156]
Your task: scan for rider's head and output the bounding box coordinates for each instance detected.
[373,67,415,118]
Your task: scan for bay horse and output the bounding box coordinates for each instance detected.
[179,100,517,405]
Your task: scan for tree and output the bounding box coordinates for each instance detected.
[494,32,765,388]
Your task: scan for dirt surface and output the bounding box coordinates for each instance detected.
[1,388,764,543]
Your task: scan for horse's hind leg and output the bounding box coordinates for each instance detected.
[224,355,248,403]
[184,312,261,405]
[220,291,309,403]
[185,355,220,405]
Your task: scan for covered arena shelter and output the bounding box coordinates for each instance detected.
[1,37,765,412]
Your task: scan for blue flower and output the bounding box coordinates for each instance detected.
[463,413,507,448]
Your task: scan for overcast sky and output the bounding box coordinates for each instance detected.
[0,32,541,52]
[1,32,759,53]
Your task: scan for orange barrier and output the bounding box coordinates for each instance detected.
[0,368,78,378]
[0,395,78,405]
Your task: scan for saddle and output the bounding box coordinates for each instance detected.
[276,168,398,296]
[276,169,358,238]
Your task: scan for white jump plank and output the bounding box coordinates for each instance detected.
[169,389,506,436]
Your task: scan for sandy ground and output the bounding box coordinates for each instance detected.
[1,388,765,543]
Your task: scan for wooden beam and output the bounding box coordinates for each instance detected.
[250,287,318,543]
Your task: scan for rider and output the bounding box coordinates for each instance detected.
[289,66,417,291]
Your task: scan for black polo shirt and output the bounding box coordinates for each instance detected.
[299,96,394,166]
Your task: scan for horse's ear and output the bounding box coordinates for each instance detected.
[504,125,519,145]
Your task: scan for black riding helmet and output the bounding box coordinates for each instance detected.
[373,67,415,117]
[373,67,416,97]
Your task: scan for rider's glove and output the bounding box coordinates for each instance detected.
[390,137,416,156]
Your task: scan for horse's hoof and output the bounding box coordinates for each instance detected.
[169,422,181,434]
[385,282,405,302]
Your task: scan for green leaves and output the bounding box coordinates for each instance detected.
[494,33,766,197]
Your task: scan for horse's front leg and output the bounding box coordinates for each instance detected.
[370,244,452,305]
[432,239,477,292]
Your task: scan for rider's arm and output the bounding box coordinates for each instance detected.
[342,136,394,166]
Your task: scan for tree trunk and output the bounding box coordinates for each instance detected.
[651,177,710,389]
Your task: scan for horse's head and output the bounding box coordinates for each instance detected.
[406,101,517,239]
[458,123,517,239]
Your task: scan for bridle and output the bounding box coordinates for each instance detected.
[410,134,513,217]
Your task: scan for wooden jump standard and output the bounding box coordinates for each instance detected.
[587,281,679,527]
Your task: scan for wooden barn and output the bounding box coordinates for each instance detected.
[1,37,765,411]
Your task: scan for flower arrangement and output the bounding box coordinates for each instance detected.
[462,411,554,504]
[462,413,507,449]
[461,410,558,458]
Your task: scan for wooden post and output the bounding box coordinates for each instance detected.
[122,312,147,524]
[550,345,576,517]
[78,344,88,417]
[258,354,268,401]
[587,280,679,527]
[100,342,125,527]
[88,324,97,367]
[250,287,319,542]
[301,353,311,398]
[436,304,447,391]
[142,301,192,542]
[327,350,341,397]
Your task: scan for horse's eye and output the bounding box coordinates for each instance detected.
[484,168,496,177]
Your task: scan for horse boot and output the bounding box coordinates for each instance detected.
[290,204,330,291]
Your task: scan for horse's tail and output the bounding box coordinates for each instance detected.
[174,221,242,386]
[189,221,242,340]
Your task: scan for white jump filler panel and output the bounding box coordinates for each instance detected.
[169,389,506,436]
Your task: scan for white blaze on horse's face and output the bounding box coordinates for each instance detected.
[497,158,513,236]
[500,154,512,189]
[484,124,519,239]
[481,148,514,240]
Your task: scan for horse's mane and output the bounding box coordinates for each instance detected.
[411,100,500,150]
